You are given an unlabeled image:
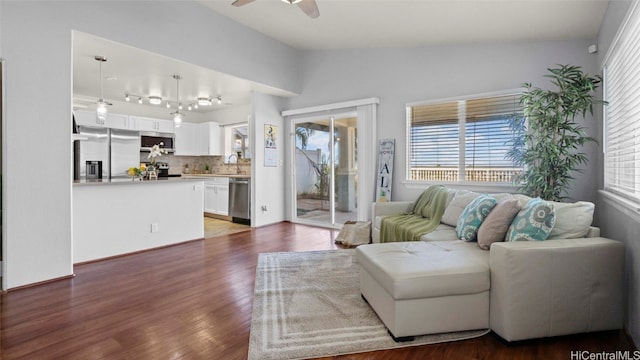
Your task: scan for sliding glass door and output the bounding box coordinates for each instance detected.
[293,113,358,228]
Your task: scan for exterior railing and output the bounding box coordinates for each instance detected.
[410,167,522,183]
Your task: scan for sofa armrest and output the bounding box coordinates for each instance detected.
[489,237,624,342]
[371,201,414,219]
[370,201,414,243]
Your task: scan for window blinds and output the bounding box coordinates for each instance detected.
[408,93,522,183]
[604,1,640,202]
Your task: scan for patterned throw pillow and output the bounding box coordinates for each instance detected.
[506,198,556,241]
[456,194,497,242]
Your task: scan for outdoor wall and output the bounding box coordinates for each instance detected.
[0,1,300,289]
[595,0,640,348]
[288,39,599,204]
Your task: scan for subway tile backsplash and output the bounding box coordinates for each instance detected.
[138,154,251,176]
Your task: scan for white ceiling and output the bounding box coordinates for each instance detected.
[73,1,609,122]
[72,32,294,122]
[197,0,609,50]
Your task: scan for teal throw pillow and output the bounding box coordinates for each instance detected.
[456,194,497,242]
[506,198,556,241]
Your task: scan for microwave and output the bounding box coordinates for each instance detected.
[140,132,175,153]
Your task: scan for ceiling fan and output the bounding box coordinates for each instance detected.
[232,0,319,19]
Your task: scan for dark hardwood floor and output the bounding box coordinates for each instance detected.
[1,222,636,359]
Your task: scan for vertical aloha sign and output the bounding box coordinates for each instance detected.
[376,139,395,202]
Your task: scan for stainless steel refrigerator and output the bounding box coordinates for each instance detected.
[74,126,109,180]
[110,129,141,179]
[74,126,140,180]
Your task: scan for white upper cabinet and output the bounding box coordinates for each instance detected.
[74,109,130,130]
[174,122,199,156]
[130,115,175,134]
[199,122,222,156]
[174,121,222,156]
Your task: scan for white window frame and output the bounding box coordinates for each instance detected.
[404,89,523,192]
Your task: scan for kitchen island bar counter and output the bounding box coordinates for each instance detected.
[181,174,250,178]
[73,179,204,263]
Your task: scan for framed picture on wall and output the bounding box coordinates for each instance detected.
[264,124,278,167]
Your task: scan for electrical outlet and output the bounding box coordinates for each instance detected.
[261,205,268,212]
[151,223,159,233]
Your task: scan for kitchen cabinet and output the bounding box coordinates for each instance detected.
[174,121,221,156]
[130,115,175,133]
[199,122,222,155]
[174,122,199,156]
[204,177,229,216]
[75,109,130,129]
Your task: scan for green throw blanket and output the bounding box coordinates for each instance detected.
[380,185,449,242]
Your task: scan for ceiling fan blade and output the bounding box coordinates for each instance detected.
[232,0,255,7]
[297,0,319,18]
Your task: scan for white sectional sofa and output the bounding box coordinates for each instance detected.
[356,188,625,342]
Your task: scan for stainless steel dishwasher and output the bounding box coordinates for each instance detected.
[229,177,251,225]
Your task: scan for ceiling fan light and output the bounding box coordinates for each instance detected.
[197,97,212,106]
[149,96,163,105]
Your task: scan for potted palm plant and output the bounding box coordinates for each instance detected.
[507,64,604,201]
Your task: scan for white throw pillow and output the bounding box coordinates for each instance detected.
[441,191,480,227]
[547,201,595,239]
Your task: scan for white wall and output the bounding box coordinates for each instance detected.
[595,0,639,348]
[209,104,252,126]
[251,92,285,227]
[0,1,300,289]
[288,40,599,204]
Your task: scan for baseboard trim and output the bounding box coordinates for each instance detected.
[6,273,76,292]
[205,213,232,221]
[73,237,205,266]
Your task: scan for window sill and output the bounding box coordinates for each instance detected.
[598,190,640,223]
[402,180,518,194]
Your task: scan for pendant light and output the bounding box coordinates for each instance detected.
[94,56,110,122]
[171,74,184,127]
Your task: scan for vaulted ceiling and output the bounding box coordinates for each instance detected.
[198,0,608,50]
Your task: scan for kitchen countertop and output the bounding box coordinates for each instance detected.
[181,174,250,178]
[74,174,251,186]
[73,177,204,186]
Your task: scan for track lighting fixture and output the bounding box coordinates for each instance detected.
[123,92,225,110]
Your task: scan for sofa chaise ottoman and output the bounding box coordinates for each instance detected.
[356,240,490,341]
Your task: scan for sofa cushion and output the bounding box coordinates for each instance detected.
[456,194,497,242]
[420,224,459,242]
[477,196,521,250]
[506,198,556,241]
[355,241,490,300]
[547,201,595,239]
[441,191,480,226]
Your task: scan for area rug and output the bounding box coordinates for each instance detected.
[247,249,489,360]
